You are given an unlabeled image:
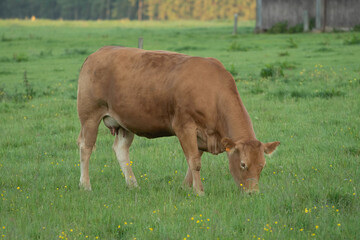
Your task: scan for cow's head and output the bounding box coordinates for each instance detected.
[222,138,280,193]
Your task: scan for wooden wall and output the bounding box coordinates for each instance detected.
[257,0,360,31]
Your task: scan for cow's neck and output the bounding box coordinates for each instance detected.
[218,95,256,142]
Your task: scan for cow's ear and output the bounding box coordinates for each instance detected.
[263,141,280,155]
[221,137,236,152]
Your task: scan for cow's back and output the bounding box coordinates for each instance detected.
[78,47,236,138]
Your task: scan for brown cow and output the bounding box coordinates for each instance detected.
[77,46,279,195]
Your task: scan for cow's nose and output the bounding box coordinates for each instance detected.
[245,188,259,195]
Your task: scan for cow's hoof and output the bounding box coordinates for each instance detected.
[181,182,192,190]
[127,185,140,190]
[194,190,205,197]
[126,180,139,189]
[79,182,92,191]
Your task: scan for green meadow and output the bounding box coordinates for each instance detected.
[0,19,359,239]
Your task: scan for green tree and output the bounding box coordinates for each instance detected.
[0,0,256,20]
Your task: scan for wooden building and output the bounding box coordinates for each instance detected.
[255,0,360,32]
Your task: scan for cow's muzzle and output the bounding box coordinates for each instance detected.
[244,178,259,194]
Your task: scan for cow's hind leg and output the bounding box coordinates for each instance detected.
[78,119,100,190]
[113,128,138,188]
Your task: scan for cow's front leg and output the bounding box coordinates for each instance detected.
[183,167,193,188]
[183,150,203,189]
[113,128,138,188]
[174,124,205,196]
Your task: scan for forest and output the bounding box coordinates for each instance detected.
[0,0,256,21]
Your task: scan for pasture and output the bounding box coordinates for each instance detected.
[0,19,359,239]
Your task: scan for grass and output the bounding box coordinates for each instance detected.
[228,41,250,52]
[0,19,359,239]
[343,35,360,45]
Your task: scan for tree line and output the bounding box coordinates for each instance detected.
[0,0,256,21]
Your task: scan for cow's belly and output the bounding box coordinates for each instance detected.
[103,114,173,139]
[104,87,175,138]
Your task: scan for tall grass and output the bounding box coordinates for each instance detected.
[0,20,359,239]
